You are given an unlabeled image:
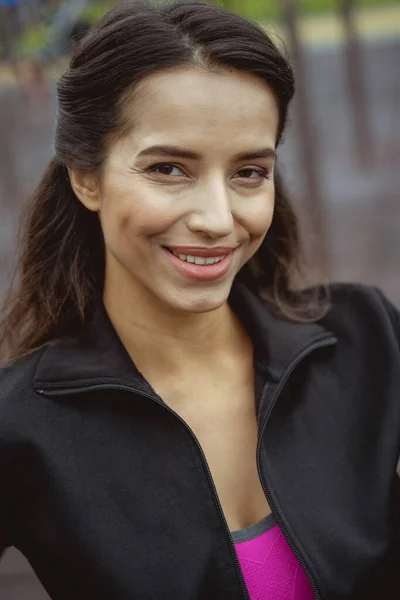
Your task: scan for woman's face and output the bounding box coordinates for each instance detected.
[83,67,279,315]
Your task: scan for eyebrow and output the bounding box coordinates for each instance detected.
[136,145,277,162]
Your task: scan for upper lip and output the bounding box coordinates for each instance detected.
[165,245,236,257]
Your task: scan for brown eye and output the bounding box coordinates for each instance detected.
[148,163,183,176]
[235,168,269,180]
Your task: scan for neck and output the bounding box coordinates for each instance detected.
[103,281,248,377]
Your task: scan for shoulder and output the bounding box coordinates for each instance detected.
[320,282,400,349]
[0,348,48,488]
[0,348,46,435]
[324,282,399,327]
[0,350,47,550]
[327,281,398,311]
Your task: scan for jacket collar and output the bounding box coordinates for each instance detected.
[33,282,337,392]
[229,283,337,379]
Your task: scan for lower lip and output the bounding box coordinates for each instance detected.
[163,248,234,281]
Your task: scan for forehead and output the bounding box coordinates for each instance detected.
[119,67,279,156]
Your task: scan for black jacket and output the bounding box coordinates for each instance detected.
[1,282,399,600]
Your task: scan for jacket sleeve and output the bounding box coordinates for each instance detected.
[374,287,400,345]
[0,501,12,555]
[0,492,11,554]
[374,288,400,476]
[0,439,13,554]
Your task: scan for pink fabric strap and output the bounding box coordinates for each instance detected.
[233,516,314,600]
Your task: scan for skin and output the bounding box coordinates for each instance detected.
[70,66,279,373]
[70,66,279,528]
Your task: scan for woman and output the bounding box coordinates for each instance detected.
[0,1,399,599]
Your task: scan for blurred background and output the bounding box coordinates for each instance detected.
[0,0,399,597]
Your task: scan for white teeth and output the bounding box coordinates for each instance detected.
[170,249,225,265]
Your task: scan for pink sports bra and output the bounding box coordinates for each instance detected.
[232,514,314,600]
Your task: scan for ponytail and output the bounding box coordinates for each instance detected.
[0,158,105,365]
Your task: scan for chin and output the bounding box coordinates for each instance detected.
[164,285,231,315]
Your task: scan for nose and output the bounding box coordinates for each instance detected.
[186,177,234,239]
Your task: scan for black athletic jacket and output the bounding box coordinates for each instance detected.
[0,282,399,599]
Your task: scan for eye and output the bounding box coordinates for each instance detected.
[147,163,185,177]
[235,167,270,181]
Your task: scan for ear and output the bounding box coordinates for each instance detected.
[68,169,100,213]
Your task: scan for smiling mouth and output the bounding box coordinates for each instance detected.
[165,248,228,265]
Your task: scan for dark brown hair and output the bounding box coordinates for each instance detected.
[0,0,327,365]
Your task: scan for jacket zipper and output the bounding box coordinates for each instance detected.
[37,334,335,600]
[256,336,336,600]
[37,383,251,600]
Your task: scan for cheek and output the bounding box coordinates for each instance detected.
[239,191,275,239]
[99,195,131,247]
[100,180,180,241]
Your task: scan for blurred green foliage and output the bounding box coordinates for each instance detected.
[17,24,47,56]
[14,0,399,59]
[81,1,115,23]
[210,0,398,21]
